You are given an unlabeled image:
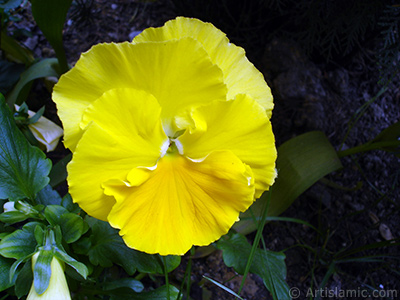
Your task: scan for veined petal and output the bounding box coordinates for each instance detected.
[53,38,226,150]
[177,94,277,196]
[134,17,273,117]
[68,89,168,220]
[104,150,255,255]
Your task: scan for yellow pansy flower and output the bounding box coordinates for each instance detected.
[27,253,71,300]
[53,17,277,255]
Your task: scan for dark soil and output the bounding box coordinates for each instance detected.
[10,1,399,299]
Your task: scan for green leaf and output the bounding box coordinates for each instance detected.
[6,58,60,106]
[0,31,35,66]
[30,0,72,73]
[0,255,14,291]
[109,285,180,300]
[0,95,52,200]
[87,217,180,275]
[0,222,41,259]
[44,205,85,243]
[36,184,62,206]
[44,205,69,225]
[53,248,88,279]
[15,260,33,298]
[33,250,53,294]
[59,213,85,243]
[235,131,343,234]
[61,193,80,214]
[103,278,144,293]
[218,233,290,300]
[0,60,25,94]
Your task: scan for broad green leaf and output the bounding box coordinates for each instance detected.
[0,222,41,259]
[61,193,80,214]
[0,60,25,94]
[43,205,68,225]
[15,260,33,298]
[103,278,144,293]
[0,255,14,291]
[30,0,72,73]
[44,205,85,243]
[6,58,60,106]
[218,233,290,300]
[235,131,342,234]
[53,248,88,279]
[33,250,53,294]
[87,217,180,275]
[0,31,34,66]
[0,96,51,200]
[59,213,85,243]
[110,285,180,300]
[36,184,62,206]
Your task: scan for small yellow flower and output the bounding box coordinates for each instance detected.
[53,17,277,255]
[27,253,71,300]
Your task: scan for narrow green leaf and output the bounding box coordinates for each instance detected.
[0,31,35,66]
[0,0,23,10]
[103,278,144,293]
[30,0,72,73]
[15,260,33,298]
[0,96,52,200]
[218,233,290,300]
[33,250,53,294]
[53,248,88,279]
[0,222,41,259]
[0,256,14,291]
[203,276,244,300]
[110,285,180,300]
[235,131,342,234]
[6,58,60,106]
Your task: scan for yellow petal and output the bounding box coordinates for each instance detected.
[177,94,277,196]
[68,88,168,220]
[14,105,63,152]
[53,38,226,150]
[28,253,71,300]
[104,150,255,255]
[134,17,273,117]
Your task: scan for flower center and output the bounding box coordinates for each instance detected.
[161,138,183,158]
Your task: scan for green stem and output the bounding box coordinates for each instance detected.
[337,140,400,158]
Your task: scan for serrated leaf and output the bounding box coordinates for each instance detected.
[109,284,180,300]
[235,131,343,234]
[218,233,290,300]
[0,96,52,200]
[6,58,60,106]
[0,255,14,291]
[36,184,62,206]
[0,222,41,259]
[87,217,180,275]
[33,250,53,294]
[53,248,88,279]
[30,0,72,73]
